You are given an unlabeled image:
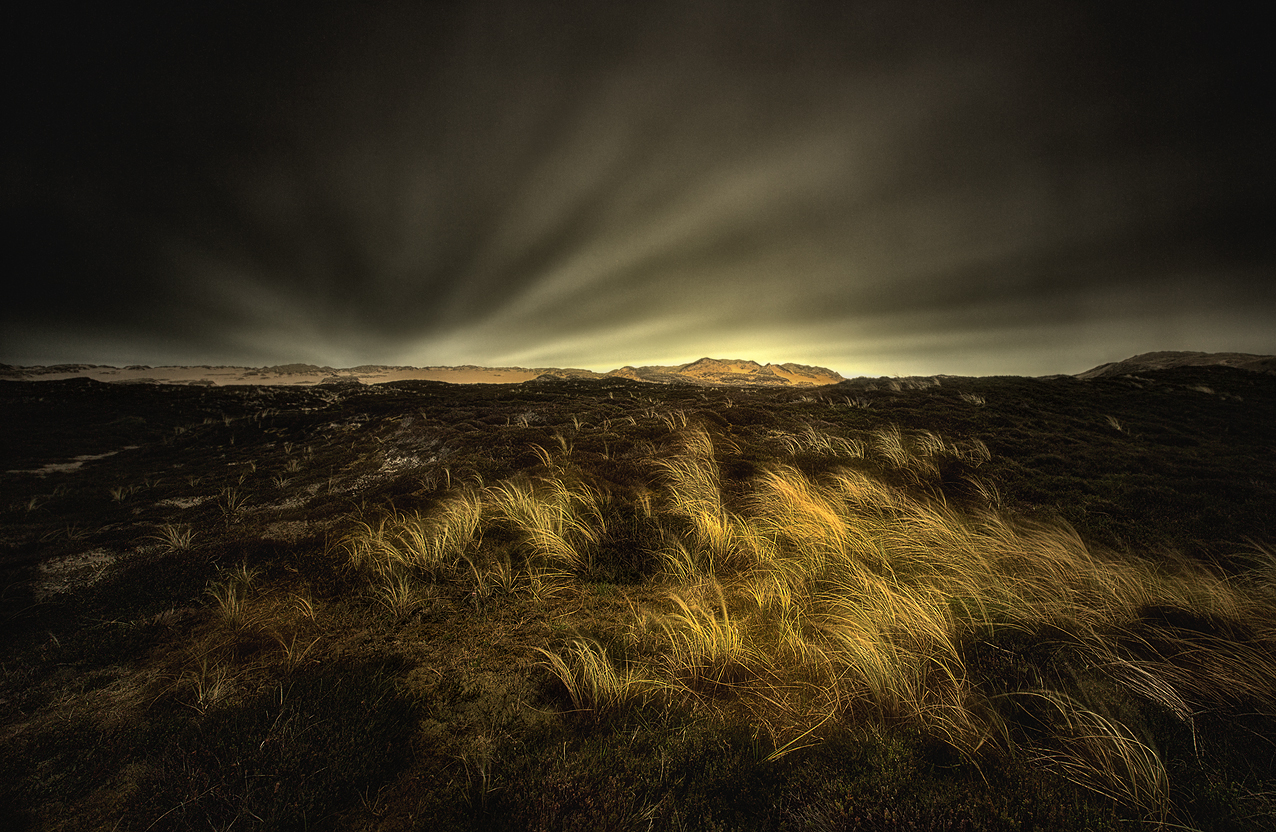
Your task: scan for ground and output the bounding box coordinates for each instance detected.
[2,367,1274,830]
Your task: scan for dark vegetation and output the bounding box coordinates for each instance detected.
[1,366,1274,830]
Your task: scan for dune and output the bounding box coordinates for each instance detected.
[1077,351,1276,378]
[0,358,846,387]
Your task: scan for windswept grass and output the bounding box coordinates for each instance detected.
[1014,689,1171,817]
[520,424,1276,822]
[534,638,658,715]
[244,407,1276,827]
[344,421,1275,798]
[661,582,764,692]
[774,424,865,458]
[400,490,485,572]
[5,371,1276,830]
[655,427,748,573]
[488,470,604,574]
[204,563,260,631]
[868,424,991,483]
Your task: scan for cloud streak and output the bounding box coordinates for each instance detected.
[6,1,1272,374]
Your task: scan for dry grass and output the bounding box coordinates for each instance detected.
[400,490,485,573]
[622,428,1272,815]
[7,368,1274,830]
[204,563,260,631]
[1016,690,1171,817]
[661,581,765,692]
[533,638,659,715]
[655,427,750,574]
[333,422,1276,820]
[181,656,235,714]
[488,470,604,573]
[148,522,196,552]
[372,570,427,620]
[775,425,865,458]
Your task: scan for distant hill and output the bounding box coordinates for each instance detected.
[0,358,845,388]
[593,358,843,387]
[12,353,1276,386]
[1076,351,1276,379]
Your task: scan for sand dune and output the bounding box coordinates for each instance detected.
[1077,351,1276,378]
[0,358,845,387]
[7,352,1273,386]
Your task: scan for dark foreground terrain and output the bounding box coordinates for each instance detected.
[2,366,1275,830]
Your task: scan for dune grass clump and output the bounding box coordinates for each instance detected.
[346,501,472,575]
[775,424,866,458]
[654,427,744,571]
[529,424,1273,820]
[181,655,235,714]
[329,417,1275,823]
[533,638,658,715]
[397,489,485,573]
[488,469,605,574]
[342,454,608,605]
[149,522,196,552]
[661,582,766,693]
[205,562,261,631]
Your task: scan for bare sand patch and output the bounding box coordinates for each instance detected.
[154,496,210,509]
[7,450,125,476]
[36,547,124,600]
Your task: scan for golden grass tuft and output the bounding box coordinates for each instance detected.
[204,563,260,631]
[533,638,658,715]
[627,426,1275,815]
[333,421,1276,818]
[655,427,752,573]
[661,582,765,692]
[488,470,603,573]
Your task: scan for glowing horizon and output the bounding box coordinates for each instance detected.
[7,2,1272,377]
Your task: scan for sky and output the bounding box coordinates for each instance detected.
[6,0,1273,377]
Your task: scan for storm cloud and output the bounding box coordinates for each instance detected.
[6,1,1273,375]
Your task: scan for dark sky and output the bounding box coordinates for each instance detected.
[6,1,1273,376]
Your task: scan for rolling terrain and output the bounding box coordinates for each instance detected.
[0,357,845,388]
[1,356,1275,830]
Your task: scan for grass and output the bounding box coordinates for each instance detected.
[329,416,1276,825]
[534,638,658,714]
[181,655,235,713]
[149,522,196,552]
[661,582,764,692]
[488,469,604,573]
[204,563,260,630]
[2,368,1275,830]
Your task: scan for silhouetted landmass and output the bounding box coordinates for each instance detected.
[1077,350,1276,378]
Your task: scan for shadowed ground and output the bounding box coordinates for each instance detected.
[1,365,1274,830]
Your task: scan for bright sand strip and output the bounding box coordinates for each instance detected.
[1,365,558,386]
